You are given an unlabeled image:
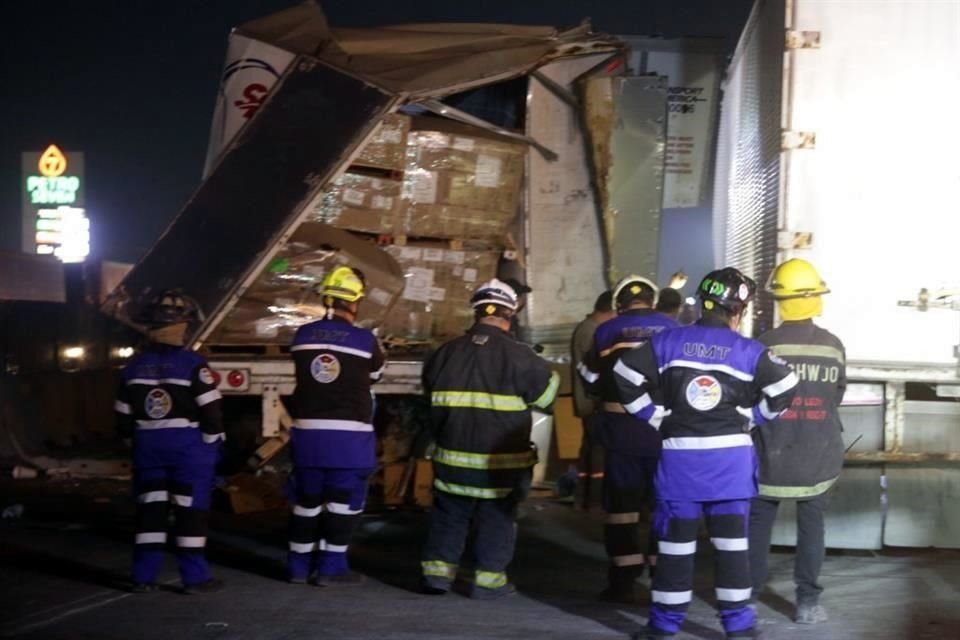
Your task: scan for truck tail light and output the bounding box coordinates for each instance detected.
[227,370,246,388]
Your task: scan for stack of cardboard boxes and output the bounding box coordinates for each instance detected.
[382,242,501,341]
[309,113,526,344]
[210,113,525,347]
[206,224,405,344]
[398,117,525,241]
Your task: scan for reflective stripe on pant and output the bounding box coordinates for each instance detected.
[603,452,658,589]
[287,466,371,580]
[421,490,518,594]
[650,499,754,635]
[133,462,215,586]
[749,490,830,603]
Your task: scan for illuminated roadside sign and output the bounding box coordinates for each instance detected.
[27,175,81,204]
[34,206,90,263]
[39,145,68,176]
[21,145,87,260]
[26,145,81,204]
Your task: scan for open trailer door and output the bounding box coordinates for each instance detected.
[102,57,399,344]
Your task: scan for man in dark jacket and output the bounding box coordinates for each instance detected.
[569,290,615,508]
[116,291,225,594]
[749,259,846,625]
[421,279,559,599]
[614,268,798,639]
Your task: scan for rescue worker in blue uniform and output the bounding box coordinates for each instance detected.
[614,268,799,639]
[577,275,678,601]
[287,266,385,586]
[749,259,846,625]
[421,279,560,599]
[115,290,225,594]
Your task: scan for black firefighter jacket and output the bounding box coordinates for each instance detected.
[755,319,847,499]
[423,323,560,499]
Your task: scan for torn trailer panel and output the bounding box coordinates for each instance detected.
[102,57,399,345]
[107,7,624,352]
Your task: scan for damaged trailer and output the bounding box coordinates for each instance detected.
[102,2,671,492]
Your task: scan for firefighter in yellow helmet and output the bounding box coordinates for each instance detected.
[750,259,846,625]
[321,266,366,305]
[286,266,385,585]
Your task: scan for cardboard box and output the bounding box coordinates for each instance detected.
[310,172,401,235]
[353,113,411,172]
[404,119,527,179]
[552,396,583,461]
[414,459,434,508]
[207,224,404,344]
[398,117,526,240]
[381,242,500,342]
[383,461,411,506]
[221,473,288,514]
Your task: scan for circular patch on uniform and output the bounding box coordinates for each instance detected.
[198,367,215,385]
[310,353,341,383]
[685,375,722,411]
[738,283,750,300]
[145,388,173,419]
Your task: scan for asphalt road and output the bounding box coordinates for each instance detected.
[1,478,959,639]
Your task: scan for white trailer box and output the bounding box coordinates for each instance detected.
[715,0,960,549]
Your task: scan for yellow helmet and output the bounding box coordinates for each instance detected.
[320,266,366,303]
[766,259,829,299]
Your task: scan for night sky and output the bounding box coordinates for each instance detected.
[1,0,752,264]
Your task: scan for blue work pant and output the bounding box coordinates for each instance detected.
[287,466,372,579]
[649,499,754,635]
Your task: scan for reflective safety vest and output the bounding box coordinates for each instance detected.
[614,316,799,501]
[755,320,847,499]
[424,323,560,499]
[578,308,678,406]
[577,308,678,455]
[289,315,385,469]
[115,344,225,468]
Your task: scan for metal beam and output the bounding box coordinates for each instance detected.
[530,71,580,110]
[846,451,960,464]
[884,381,906,454]
[417,99,558,161]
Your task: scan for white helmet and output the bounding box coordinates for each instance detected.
[470,278,519,312]
[612,274,658,313]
